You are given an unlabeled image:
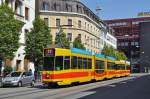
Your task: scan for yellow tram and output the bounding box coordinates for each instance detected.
[42,48,130,86]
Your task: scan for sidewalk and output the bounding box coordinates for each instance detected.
[130,73,150,77]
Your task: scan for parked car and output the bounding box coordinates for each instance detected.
[2,71,35,87]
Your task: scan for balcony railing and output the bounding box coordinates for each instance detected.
[14,13,25,22]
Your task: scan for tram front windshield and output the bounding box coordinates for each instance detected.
[43,56,64,71]
[43,57,54,71]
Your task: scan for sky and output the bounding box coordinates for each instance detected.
[80,0,150,20]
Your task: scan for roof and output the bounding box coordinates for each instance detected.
[95,53,105,58]
[70,48,92,56]
[106,56,116,61]
[104,17,150,23]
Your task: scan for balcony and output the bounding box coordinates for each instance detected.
[14,13,25,23]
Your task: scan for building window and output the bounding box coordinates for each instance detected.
[77,5,82,13]
[78,34,81,38]
[56,4,61,11]
[56,18,60,27]
[135,42,139,46]
[125,42,128,46]
[68,19,72,26]
[25,29,29,33]
[68,5,72,12]
[131,42,135,46]
[85,22,86,29]
[67,33,72,41]
[65,4,72,12]
[78,20,81,28]
[25,7,29,20]
[44,18,49,26]
[42,2,49,10]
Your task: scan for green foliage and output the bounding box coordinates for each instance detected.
[102,44,127,60]
[73,36,85,50]
[55,28,70,49]
[0,4,23,60]
[101,45,115,57]
[115,52,127,60]
[3,65,13,74]
[25,17,52,70]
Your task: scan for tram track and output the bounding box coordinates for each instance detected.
[31,76,136,99]
[0,76,142,99]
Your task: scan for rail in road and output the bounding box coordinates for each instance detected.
[0,73,149,99]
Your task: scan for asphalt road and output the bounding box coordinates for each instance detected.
[80,74,150,99]
[0,73,149,99]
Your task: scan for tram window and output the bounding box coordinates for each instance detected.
[71,56,78,69]
[55,56,63,70]
[118,64,125,70]
[122,65,125,70]
[116,64,120,70]
[126,65,130,70]
[95,60,104,69]
[88,58,92,69]
[43,57,54,71]
[107,62,115,70]
[64,56,70,69]
[83,58,87,69]
[78,57,83,69]
[114,64,118,70]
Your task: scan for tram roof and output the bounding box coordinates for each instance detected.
[106,56,116,61]
[95,53,105,58]
[71,48,92,56]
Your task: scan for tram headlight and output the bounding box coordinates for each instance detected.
[46,74,50,79]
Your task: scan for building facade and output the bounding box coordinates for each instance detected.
[140,22,150,73]
[36,0,117,53]
[0,0,35,72]
[105,17,150,72]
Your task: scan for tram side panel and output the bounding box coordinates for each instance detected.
[106,60,116,79]
[94,56,106,81]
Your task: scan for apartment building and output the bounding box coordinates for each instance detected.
[0,0,35,71]
[36,0,117,53]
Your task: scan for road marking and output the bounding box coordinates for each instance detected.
[108,84,116,87]
[120,82,127,84]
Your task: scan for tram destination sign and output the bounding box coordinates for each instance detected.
[44,49,55,56]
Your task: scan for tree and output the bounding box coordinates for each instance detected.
[73,36,85,50]
[55,28,70,49]
[0,4,23,65]
[115,52,127,60]
[101,45,115,57]
[102,44,127,60]
[25,17,52,71]
[0,4,23,59]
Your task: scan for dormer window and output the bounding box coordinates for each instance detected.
[42,2,49,10]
